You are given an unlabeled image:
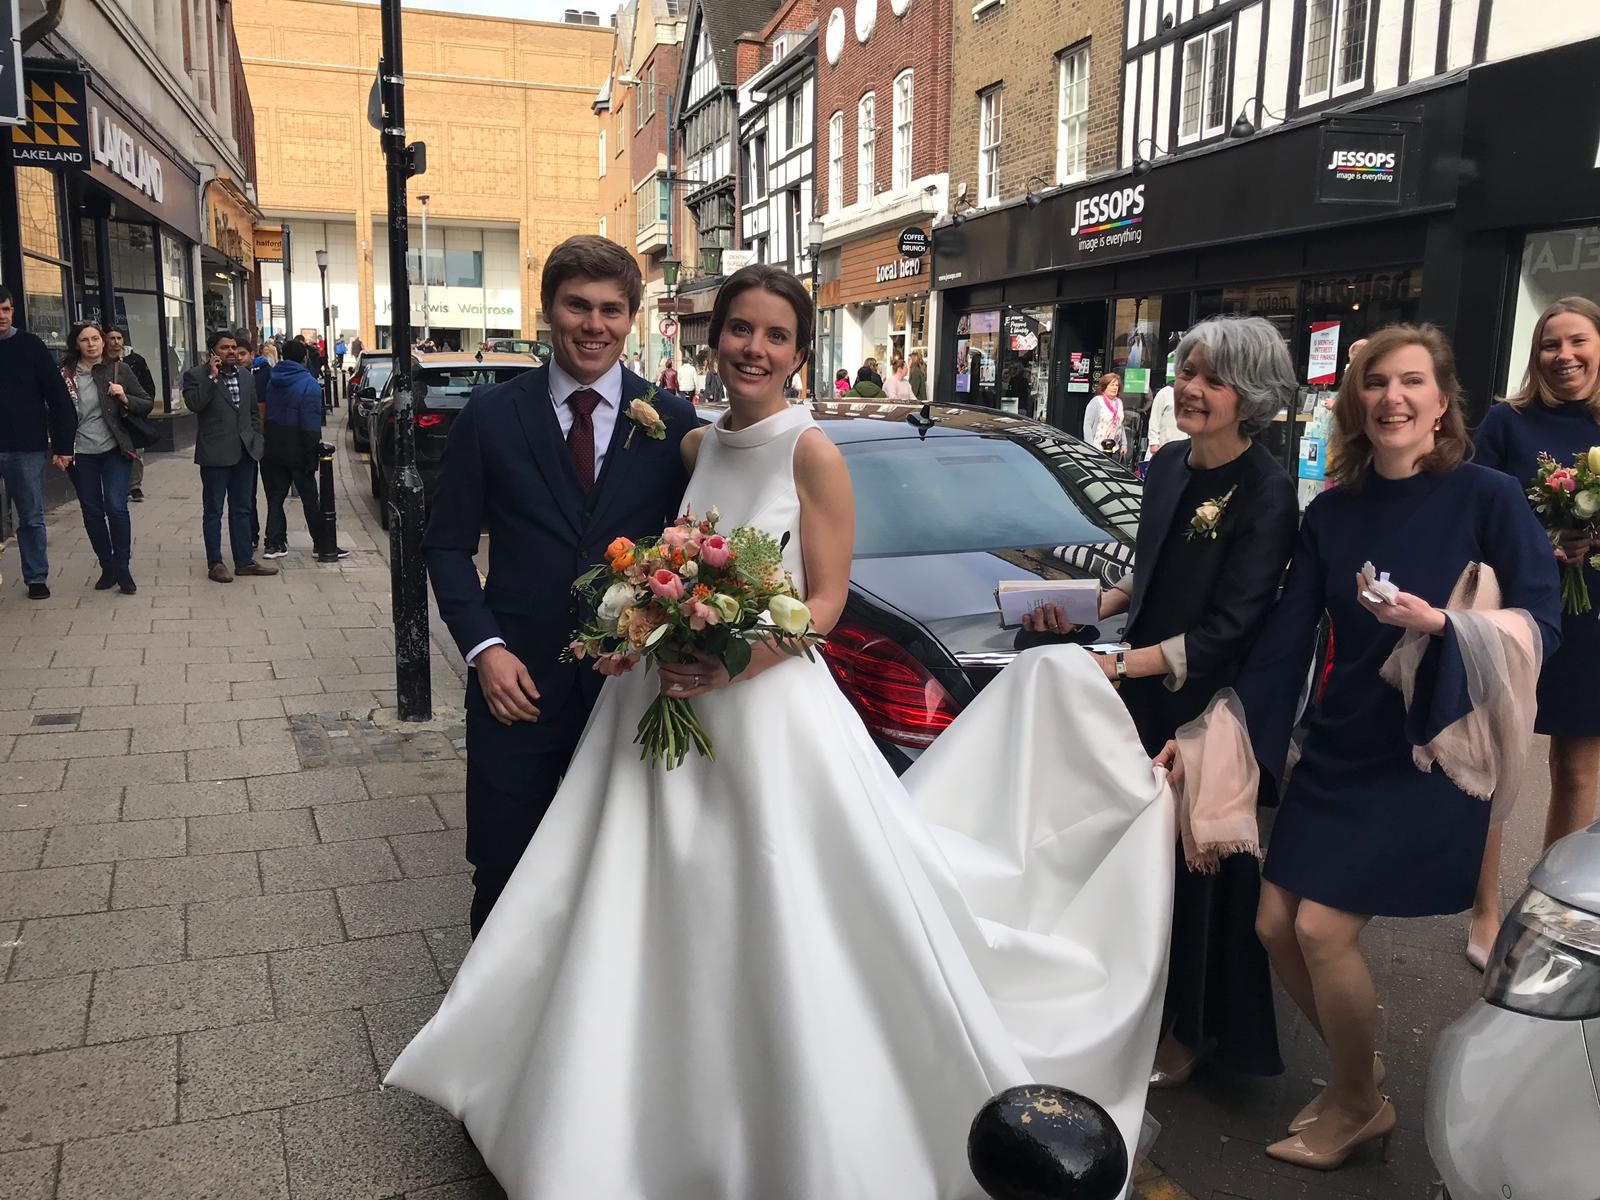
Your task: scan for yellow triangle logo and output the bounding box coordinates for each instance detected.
[11,127,32,144]
[56,129,79,148]
[53,83,75,105]
[55,106,77,127]
[30,103,51,125]
[33,127,55,146]
[30,82,49,101]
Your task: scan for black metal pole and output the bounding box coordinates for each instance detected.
[315,441,340,562]
[282,224,295,337]
[379,0,432,720]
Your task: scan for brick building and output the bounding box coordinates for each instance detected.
[813,0,952,397]
[735,0,819,279]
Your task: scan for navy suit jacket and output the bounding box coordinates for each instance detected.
[424,363,695,732]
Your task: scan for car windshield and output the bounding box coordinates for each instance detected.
[842,435,1131,557]
[363,362,393,391]
[417,366,532,409]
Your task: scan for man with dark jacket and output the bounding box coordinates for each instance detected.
[183,330,278,583]
[0,287,77,598]
[106,327,156,502]
[261,339,346,559]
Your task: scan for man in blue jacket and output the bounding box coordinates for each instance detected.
[260,339,346,558]
[0,287,77,599]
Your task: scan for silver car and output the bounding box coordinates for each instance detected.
[1426,821,1600,1199]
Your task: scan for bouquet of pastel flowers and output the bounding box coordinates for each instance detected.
[567,508,820,768]
[1526,446,1600,615]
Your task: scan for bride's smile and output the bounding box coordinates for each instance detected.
[715,288,806,421]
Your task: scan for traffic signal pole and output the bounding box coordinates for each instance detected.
[378,0,432,720]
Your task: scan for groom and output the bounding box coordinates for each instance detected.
[425,236,697,934]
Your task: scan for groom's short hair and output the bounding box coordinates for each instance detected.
[541,236,643,320]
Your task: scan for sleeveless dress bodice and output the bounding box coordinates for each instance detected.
[682,404,811,596]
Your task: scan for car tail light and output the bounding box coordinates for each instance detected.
[416,412,445,428]
[1483,888,1600,1020]
[821,622,960,748]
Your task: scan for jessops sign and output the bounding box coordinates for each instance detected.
[1316,126,1406,205]
[1070,183,1146,252]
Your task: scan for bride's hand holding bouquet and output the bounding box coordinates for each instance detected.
[567,507,821,768]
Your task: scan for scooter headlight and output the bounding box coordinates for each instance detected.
[1482,888,1600,1020]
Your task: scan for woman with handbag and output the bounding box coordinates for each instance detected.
[61,321,154,594]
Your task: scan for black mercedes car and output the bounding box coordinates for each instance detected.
[368,351,538,528]
[722,400,1142,773]
[346,350,394,453]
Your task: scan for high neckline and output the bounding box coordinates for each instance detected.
[1363,466,1451,497]
[713,403,812,448]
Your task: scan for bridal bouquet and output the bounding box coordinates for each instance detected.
[567,508,820,768]
[1526,447,1600,615]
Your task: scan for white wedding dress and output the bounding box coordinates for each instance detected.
[386,405,1175,1199]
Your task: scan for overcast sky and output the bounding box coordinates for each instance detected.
[393,0,619,21]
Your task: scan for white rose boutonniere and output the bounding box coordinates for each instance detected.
[625,386,668,449]
[1184,484,1238,541]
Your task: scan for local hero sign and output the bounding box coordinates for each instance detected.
[875,256,923,284]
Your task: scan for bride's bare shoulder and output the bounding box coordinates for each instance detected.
[680,424,711,470]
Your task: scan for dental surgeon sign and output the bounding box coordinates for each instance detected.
[1316,127,1406,206]
[1069,183,1146,254]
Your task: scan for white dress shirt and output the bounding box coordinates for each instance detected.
[467,358,626,667]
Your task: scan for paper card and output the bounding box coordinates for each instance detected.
[996,579,1102,627]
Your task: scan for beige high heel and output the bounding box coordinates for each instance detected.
[1288,1053,1385,1133]
[1267,1098,1396,1171]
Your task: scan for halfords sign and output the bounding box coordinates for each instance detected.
[91,107,164,202]
[1070,183,1146,250]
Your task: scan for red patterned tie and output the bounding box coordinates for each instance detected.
[567,388,601,490]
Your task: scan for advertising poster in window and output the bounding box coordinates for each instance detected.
[1067,351,1091,394]
[1307,320,1341,385]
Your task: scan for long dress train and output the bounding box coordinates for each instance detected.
[386,404,1175,1198]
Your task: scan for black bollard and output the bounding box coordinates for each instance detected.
[314,441,341,562]
[968,1085,1128,1200]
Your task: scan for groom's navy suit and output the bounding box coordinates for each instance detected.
[424,362,695,932]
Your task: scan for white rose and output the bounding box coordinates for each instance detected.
[1576,489,1600,520]
[768,594,812,636]
[679,559,700,579]
[597,581,637,624]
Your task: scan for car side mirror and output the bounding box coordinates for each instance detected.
[358,386,377,400]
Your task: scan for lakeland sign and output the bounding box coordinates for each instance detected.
[92,106,164,202]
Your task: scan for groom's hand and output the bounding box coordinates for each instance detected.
[477,646,542,724]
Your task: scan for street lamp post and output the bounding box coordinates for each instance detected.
[807,219,824,400]
[315,248,332,411]
[418,194,430,343]
[378,0,432,720]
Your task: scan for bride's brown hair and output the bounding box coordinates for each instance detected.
[707,264,814,372]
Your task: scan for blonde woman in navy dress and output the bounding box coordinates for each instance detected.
[1469,296,1600,965]
[1171,326,1561,1171]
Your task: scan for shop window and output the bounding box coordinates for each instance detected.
[161,230,195,408]
[978,86,1004,205]
[1301,0,1370,105]
[1179,23,1231,144]
[857,92,876,205]
[1506,227,1600,394]
[1001,307,1053,420]
[892,70,914,192]
[955,310,1001,407]
[1056,43,1090,185]
[1111,296,1163,402]
[786,90,804,152]
[749,135,768,200]
[828,112,844,212]
[16,167,68,347]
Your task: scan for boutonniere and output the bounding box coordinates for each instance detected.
[1184,485,1238,541]
[624,387,667,449]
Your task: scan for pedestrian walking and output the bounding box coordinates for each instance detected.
[106,328,156,501]
[678,352,700,402]
[335,336,348,371]
[1084,372,1127,458]
[1469,295,1600,966]
[1163,325,1559,1171]
[908,350,927,403]
[183,330,278,584]
[697,351,724,406]
[855,358,882,390]
[885,358,917,401]
[261,339,346,559]
[351,335,364,360]
[60,322,153,594]
[1031,317,1299,1089]
[0,286,77,599]
[656,356,679,392]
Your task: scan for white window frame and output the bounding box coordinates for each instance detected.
[599,216,607,238]
[892,70,914,192]
[828,111,844,212]
[598,129,607,177]
[1055,44,1089,184]
[1177,23,1231,145]
[978,86,1003,205]
[1300,0,1371,105]
[857,92,876,205]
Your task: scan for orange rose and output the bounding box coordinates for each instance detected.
[613,551,635,570]
[605,537,635,563]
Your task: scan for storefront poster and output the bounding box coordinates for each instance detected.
[1299,436,1327,481]
[1123,367,1149,395]
[955,337,971,393]
[1067,351,1090,394]
[1307,320,1341,385]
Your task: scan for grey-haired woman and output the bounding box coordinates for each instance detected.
[1025,315,1300,1084]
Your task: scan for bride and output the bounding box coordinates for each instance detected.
[385,265,1176,1199]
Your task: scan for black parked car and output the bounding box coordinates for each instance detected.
[368,351,538,528]
[707,400,1142,773]
[347,350,394,453]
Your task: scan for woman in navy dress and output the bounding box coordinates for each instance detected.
[1191,326,1560,1171]
[1469,296,1600,963]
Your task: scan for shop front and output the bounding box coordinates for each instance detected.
[202,176,259,341]
[932,82,1478,483]
[822,222,932,388]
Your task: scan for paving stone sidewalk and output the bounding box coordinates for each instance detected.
[0,445,499,1200]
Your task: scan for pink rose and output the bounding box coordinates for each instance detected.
[700,535,732,568]
[686,599,720,628]
[649,568,686,601]
[595,651,638,677]
[1549,469,1578,493]
[661,526,692,549]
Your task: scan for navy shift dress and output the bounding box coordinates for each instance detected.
[1474,399,1600,737]
[1237,464,1561,917]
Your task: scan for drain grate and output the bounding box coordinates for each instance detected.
[31,712,80,727]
